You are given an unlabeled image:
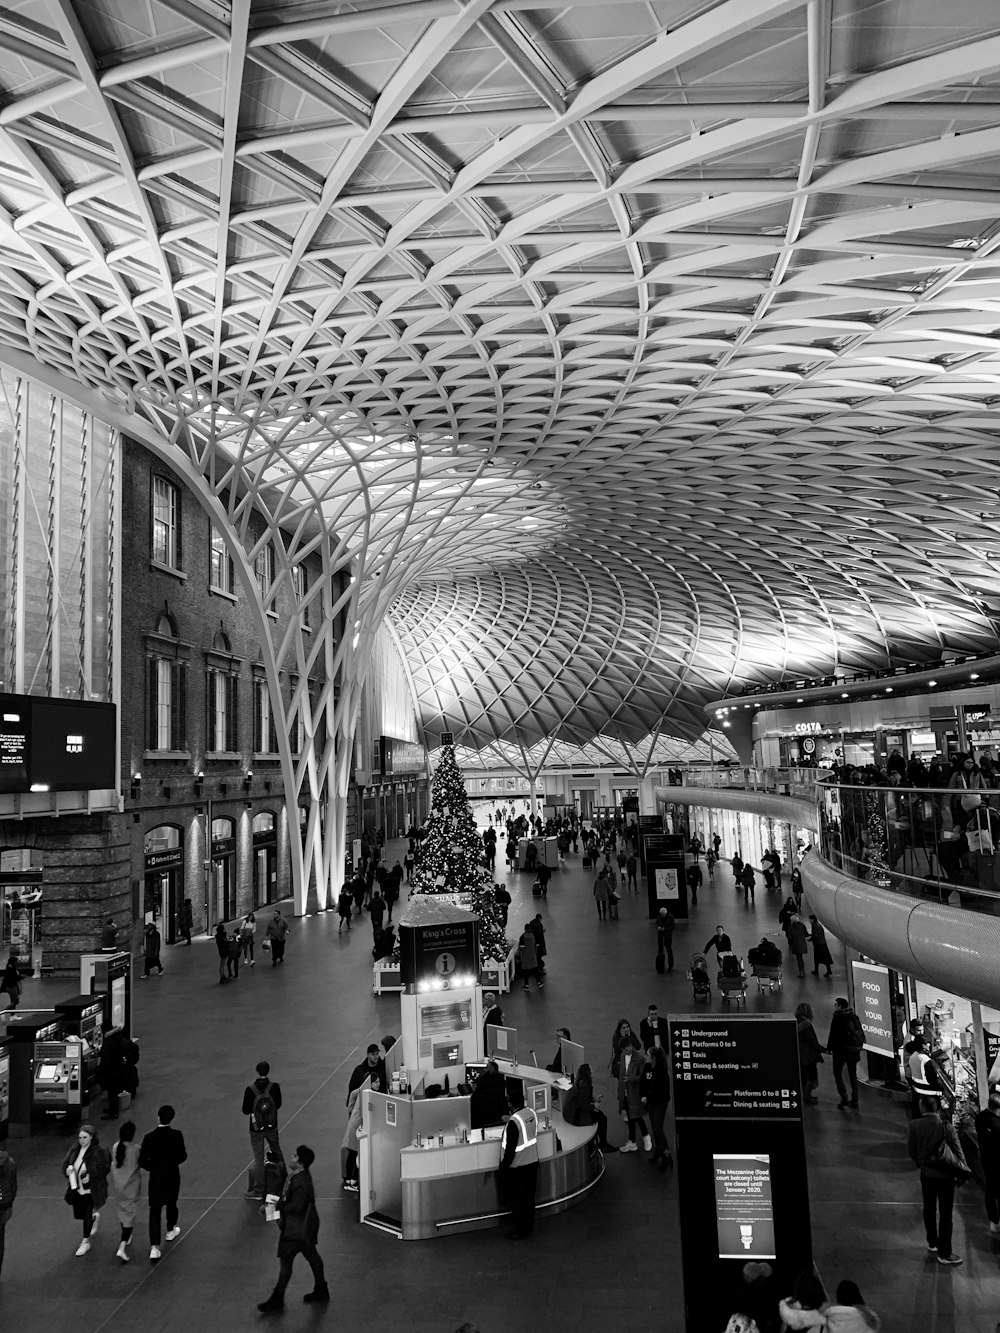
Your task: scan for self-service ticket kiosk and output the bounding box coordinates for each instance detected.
[32,1036,85,1122]
[53,994,105,1119]
[0,1036,11,1140]
[80,951,132,1038]
[1,1009,64,1136]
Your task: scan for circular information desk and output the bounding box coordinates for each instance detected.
[397,1113,602,1240]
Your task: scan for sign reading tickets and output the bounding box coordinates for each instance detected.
[655,867,679,900]
[850,961,895,1057]
[668,1015,802,1120]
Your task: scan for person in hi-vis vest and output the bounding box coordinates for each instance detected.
[499,1089,539,1239]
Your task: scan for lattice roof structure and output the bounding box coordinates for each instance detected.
[2,0,1000,778]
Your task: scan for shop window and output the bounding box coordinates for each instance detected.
[253,676,279,755]
[151,475,181,569]
[209,525,234,596]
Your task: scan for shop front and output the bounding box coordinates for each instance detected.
[252,813,277,909]
[210,818,236,924]
[144,826,184,943]
[662,800,813,873]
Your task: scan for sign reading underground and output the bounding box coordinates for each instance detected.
[668,1015,802,1120]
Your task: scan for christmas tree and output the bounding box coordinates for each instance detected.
[410,743,510,963]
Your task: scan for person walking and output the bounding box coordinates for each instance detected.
[530,914,547,973]
[739,862,756,903]
[483,992,505,1049]
[795,1003,824,1104]
[265,910,290,966]
[498,1088,539,1239]
[686,861,703,905]
[639,1003,667,1051]
[227,922,242,980]
[625,851,638,894]
[641,1044,672,1170]
[974,1091,1000,1238]
[257,1144,330,1311]
[656,908,676,971]
[617,1040,652,1153]
[141,922,163,978]
[0,954,24,1008]
[336,887,353,933]
[826,997,864,1109]
[214,921,230,984]
[243,1060,283,1201]
[240,912,257,966]
[109,1120,142,1262]
[0,1143,16,1277]
[592,867,610,920]
[516,923,543,992]
[787,915,809,978]
[704,925,733,957]
[177,897,194,945]
[139,1104,187,1262]
[908,1094,968,1264]
[62,1122,110,1256]
[809,916,834,976]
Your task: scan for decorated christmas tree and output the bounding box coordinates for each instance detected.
[410,743,510,963]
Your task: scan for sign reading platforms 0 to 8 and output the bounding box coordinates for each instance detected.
[669,1015,803,1120]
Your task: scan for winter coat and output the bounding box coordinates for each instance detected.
[276,1168,319,1257]
[142,927,161,960]
[517,932,538,970]
[787,919,809,957]
[592,873,610,904]
[778,1299,827,1330]
[810,922,834,967]
[823,1304,881,1332]
[62,1139,110,1209]
[110,1141,142,1227]
[617,1047,647,1119]
[827,1008,864,1059]
[796,1018,824,1073]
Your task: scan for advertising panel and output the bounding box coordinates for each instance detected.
[851,961,895,1058]
[0,701,29,793]
[0,693,116,794]
[655,867,679,900]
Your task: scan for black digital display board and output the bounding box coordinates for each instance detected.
[669,1015,802,1120]
[0,693,116,794]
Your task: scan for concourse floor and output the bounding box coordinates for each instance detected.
[1,840,997,1333]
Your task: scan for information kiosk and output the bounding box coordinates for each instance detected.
[356,896,604,1239]
[80,951,132,1038]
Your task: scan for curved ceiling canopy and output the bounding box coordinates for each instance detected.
[1,0,1000,753]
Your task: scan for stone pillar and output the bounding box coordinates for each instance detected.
[0,814,132,976]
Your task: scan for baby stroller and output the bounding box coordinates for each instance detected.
[717,951,747,1006]
[689,951,711,1002]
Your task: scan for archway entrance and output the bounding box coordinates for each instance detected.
[144,825,183,943]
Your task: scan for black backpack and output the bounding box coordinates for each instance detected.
[251,1081,277,1132]
[721,953,741,978]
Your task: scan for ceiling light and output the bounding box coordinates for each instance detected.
[928,680,937,687]
[971,672,980,679]
[841,692,849,698]
[885,687,892,693]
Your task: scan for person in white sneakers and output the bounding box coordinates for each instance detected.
[109,1120,142,1262]
[61,1123,110,1256]
[617,1044,652,1154]
[975,1092,1000,1239]
[139,1104,187,1261]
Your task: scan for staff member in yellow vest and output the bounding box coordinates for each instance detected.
[498,1088,539,1240]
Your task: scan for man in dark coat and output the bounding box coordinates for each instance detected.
[483,992,505,1050]
[347,1045,385,1104]
[975,1091,1000,1238]
[139,1104,187,1262]
[809,915,834,976]
[0,1144,16,1277]
[258,1144,329,1311]
[826,997,864,1108]
[656,908,675,970]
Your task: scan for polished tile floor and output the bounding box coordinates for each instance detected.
[1,835,997,1332]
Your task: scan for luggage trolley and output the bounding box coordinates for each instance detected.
[749,948,783,994]
[716,952,747,1006]
[688,952,711,1003]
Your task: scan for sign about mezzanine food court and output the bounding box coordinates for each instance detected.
[668,1015,802,1120]
[850,960,895,1058]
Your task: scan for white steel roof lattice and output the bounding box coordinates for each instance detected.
[0,0,1000,757]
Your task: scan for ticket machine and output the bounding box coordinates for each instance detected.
[1,1009,64,1136]
[53,994,105,1117]
[32,1035,85,1120]
[80,951,132,1038]
[0,1036,11,1140]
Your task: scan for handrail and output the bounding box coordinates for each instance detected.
[652,765,824,798]
[705,647,1000,701]
[814,779,1000,912]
